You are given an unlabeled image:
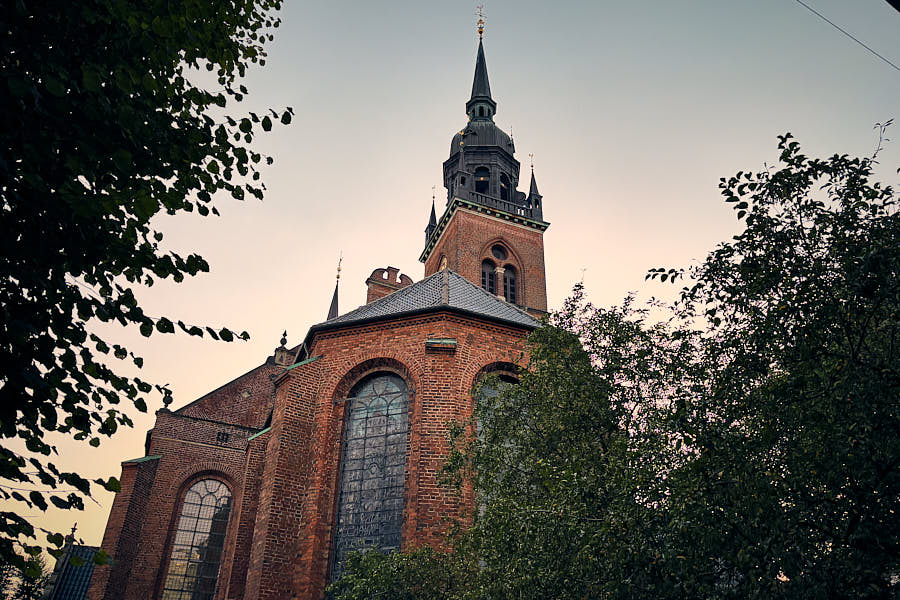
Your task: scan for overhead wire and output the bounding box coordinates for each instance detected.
[791,0,900,72]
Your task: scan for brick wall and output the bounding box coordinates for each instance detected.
[89,362,276,600]
[177,361,283,429]
[365,267,414,303]
[246,311,530,600]
[223,430,270,600]
[424,208,547,312]
[87,457,159,600]
[91,309,532,600]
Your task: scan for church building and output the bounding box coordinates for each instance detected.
[88,30,550,600]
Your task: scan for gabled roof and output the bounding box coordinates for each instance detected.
[311,269,540,332]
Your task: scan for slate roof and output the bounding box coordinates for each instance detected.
[45,544,98,600]
[313,270,540,332]
[470,38,492,101]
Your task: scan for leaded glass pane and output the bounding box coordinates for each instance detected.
[161,479,232,600]
[331,373,410,581]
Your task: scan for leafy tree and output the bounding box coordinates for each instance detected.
[0,0,290,567]
[9,556,46,600]
[331,130,899,599]
[0,559,16,599]
[651,126,900,598]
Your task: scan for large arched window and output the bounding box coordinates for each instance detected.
[503,265,517,304]
[481,259,496,295]
[331,373,410,581]
[161,479,232,600]
[474,166,490,194]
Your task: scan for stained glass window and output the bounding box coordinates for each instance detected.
[161,479,232,600]
[330,373,410,581]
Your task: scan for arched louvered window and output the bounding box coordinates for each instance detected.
[499,174,511,201]
[161,479,232,600]
[481,259,496,295]
[331,373,410,581]
[474,167,490,194]
[503,265,517,304]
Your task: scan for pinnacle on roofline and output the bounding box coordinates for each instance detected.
[327,254,342,320]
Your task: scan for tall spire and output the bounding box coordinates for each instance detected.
[470,38,492,102]
[466,8,496,121]
[327,254,342,320]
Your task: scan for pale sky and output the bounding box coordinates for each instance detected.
[21,1,900,547]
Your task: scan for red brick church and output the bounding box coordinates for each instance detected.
[88,32,550,600]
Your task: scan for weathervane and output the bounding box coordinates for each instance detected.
[476,5,485,39]
[529,152,534,171]
[336,252,342,281]
[432,185,436,201]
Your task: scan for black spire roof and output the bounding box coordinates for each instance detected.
[470,39,492,102]
[425,199,438,242]
[327,281,339,320]
[529,169,541,197]
[465,39,497,118]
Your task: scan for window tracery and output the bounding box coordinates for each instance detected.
[161,479,232,600]
[331,373,410,581]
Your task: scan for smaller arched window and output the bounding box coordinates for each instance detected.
[503,265,517,304]
[481,259,496,295]
[499,174,511,201]
[162,479,232,600]
[474,167,490,194]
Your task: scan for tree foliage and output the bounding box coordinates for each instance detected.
[331,131,899,599]
[0,0,288,568]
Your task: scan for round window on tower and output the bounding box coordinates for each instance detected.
[491,244,508,261]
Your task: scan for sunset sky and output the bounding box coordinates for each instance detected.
[24,0,900,547]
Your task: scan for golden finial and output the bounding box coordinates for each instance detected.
[529,153,534,170]
[476,5,485,39]
[432,185,436,201]
[336,252,342,281]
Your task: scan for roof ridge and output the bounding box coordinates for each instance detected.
[313,268,539,332]
[324,270,444,323]
[445,270,539,322]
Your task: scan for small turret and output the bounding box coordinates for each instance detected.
[327,256,342,320]
[425,197,437,242]
[527,167,543,221]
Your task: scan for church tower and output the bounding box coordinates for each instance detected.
[421,35,549,315]
[88,24,549,600]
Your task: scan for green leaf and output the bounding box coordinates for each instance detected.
[45,75,66,97]
[29,491,47,511]
[155,317,174,334]
[82,68,101,92]
[112,149,132,173]
[261,115,272,131]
